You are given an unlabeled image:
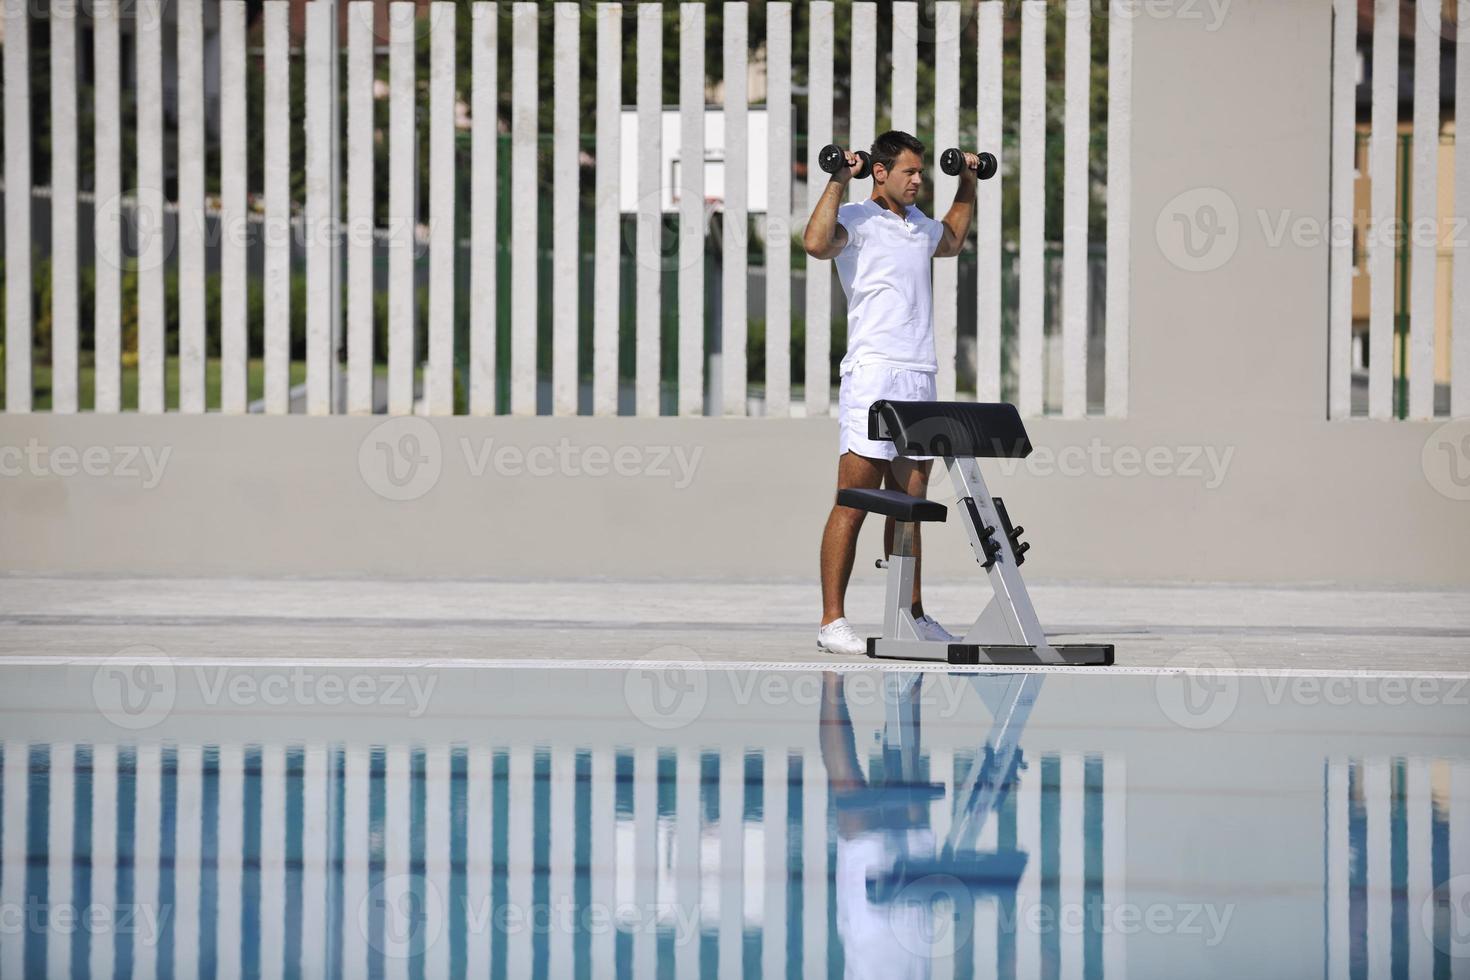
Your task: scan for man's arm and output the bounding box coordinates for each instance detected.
[803,154,856,260]
[933,156,979,257]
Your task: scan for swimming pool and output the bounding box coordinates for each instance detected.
[0,660,1465,979]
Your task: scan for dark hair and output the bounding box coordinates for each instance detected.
[870,130,925,177]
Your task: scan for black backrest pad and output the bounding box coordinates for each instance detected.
[867,400,1032,458]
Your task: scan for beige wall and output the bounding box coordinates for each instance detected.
[2,0,1467,587]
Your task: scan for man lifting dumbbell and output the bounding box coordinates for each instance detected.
[803,130,992,656]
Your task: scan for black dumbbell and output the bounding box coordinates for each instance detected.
[940,147,999,180]
[818,143,873,181]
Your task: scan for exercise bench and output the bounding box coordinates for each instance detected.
[836,400,1114,667]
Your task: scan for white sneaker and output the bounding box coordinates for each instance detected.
[817,617,867,656]
[915,614,958,643]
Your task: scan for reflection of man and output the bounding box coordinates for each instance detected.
[820,672,936,979]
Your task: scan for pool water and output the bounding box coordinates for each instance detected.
[0,661,1466,979]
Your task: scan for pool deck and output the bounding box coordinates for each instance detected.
[0,575,1467,675]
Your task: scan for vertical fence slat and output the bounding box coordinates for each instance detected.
[593,3,621,416]
[636,3,663,416]
[258,746,286,979]
[220,1,249,413]
[177,0,205,413]
[674,746,700,978]
[547,747,574,978]
[131,745,161,977]
[2,0,30,412]
[384,745,412,973]
[1062,0,1090,418]
[93,0,122,413]
[87,745,116,979]
[717,747,743,978]
[553,3,581,415]
[464,748,492,976]
[347,2,376,414]
[506,746,533,977]
[428,2,458,416]
[766,3,792,417]
[470,3,499,415]
[890,1,917,134]
[137,0,166,413]
[934,2,960,401]
[1325,760,1347,980]
[305,1,335,416]
[263,1,292,414]
[50,1,78,412]
[1406,758,1432,979]
[590,748,615,973]
[1458,1,1470,418]
[1410,0,1439,420]
[1105,0,1132,418]
[1103,754,1126,979]
[511,2,539,415]
[632,745,657,976]
[801,749,827,979]
[1364,759,1391,978]
[678,3,705,416]
[0,743,27,977]
[1328,0,1354,419]
[848,3,876,206]
[340,748,370,980]
[1018,0,1046,417]
[424,748,453,980]
[299,746,328,977]
[806,2,835,417]
[977,1,1003,403]
[44,744,73,976]
[593,0,623,414]
[1368,0,1398,420]
[722,3,749,415]
[388,1,418,415]
[761,748,787,978]
[173,746,203,977]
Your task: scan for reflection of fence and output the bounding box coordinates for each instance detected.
[0,738,1125,978]
[1332,3,1469,420]
[1,0,1132,418]
[1322,757,1469,979]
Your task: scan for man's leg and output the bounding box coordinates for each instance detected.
[819,451,887,628]
[884,455,935,619]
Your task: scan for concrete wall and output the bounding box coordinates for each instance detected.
[2,0,1468,587]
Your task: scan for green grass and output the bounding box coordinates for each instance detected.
[4,356,312,412]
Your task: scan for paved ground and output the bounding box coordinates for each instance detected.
[0,576,1467,674]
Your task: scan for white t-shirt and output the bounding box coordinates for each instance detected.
[833,199,945,376]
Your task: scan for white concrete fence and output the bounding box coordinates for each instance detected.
[1,0,1135,419]
[1336,0,1470,420]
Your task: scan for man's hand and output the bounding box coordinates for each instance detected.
[956,151,981,189]
[830,149,861,187]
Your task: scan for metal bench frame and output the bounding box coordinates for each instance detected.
[849,400,1113,667]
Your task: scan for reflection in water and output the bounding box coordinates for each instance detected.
[0,667,1463,978]
[820,671,1119,980]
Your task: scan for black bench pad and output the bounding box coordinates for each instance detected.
[868,400,1032,459]
[836,488,948,523]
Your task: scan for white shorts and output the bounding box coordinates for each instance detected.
[838,362,937,461]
